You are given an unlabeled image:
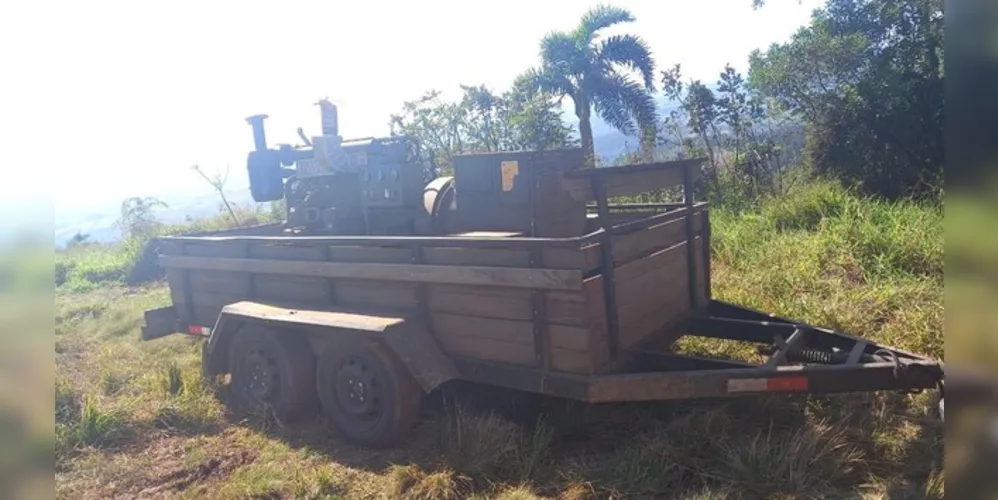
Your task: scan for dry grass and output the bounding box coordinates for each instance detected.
[53,181,944,499]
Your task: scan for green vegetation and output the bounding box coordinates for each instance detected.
[54,180,943,499]
[55,204,279,293]
[523,4,658,164]
[51,0,947,497]
[749,0,943,199]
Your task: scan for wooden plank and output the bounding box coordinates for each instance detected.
[433,322,599,373]
[426,285,587,327]
[327,246,413,263]
[431,313,591,351]
[563,159,705,201]
[250,242,330,304]
[254,275,331,304]
[159,255,584,291]
[179,242,247,258]
[422,246,591,271]
[335,280,419,310]
[161,233,585,249]
[249,243,325,260]
[220,301,408,333]
[610,211,704,267]
[435,334,536,367]
[611,237,705,351]
[187,270,251,294]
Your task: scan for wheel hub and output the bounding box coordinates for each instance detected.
[244,348,279,402]
[335,358,379,417]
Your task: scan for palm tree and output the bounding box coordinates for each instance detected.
[524,4,658,166]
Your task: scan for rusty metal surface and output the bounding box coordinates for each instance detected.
[383,322,458,392]
[140,306,179,341]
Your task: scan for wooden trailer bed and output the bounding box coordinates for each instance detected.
[157,201,709,376]
[155,158,710,376]
[143,156,947,448]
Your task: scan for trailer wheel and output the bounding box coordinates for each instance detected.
[228,325,315,422]
[316,339,422,447]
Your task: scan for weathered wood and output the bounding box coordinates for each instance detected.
[422,246,593,271]
[682,162,700,310]
[249,242,330,304]
[431,313,602,373]
[609,237,707,351]
[610,210,705,267]
[562,159,705,201]
[184,270,248,293]
[327,245,413,263]
[159,255,585,291]
[335,280,419,309]
[161,233,585,249]
[426,285,587,327]
[220,301,408,333]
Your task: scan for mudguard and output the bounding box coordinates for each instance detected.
[202,301,457,392]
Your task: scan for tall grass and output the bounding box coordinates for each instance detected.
[56,204,280,293]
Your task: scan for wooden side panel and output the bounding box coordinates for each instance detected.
[335,280,419,310]
[426,285,587,326]
[158,255,585,291]
[611,236,707,351]
[431,313,599,373]
[327,246,412,263]
[563,159,703,201]
[610,210,705,266]
[250,242,330,305]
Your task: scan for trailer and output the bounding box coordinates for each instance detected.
[140,152,945,447]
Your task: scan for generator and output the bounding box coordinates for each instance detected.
[242,102,588,237]
[244,101,432,235]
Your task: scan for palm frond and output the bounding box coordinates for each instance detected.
[540,31,588,75]
[576,4,635,43]
[597,34,656,90]
[592,91,634,136]
[592,73,659,137]
[522,67,578,100]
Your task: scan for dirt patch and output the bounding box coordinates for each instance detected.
[135,446,257,498]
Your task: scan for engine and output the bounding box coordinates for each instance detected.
[244,101,445,235]
[243,100,588,239]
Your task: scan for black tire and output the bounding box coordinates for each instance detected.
[316,338,422,447]
[227,325,316,422]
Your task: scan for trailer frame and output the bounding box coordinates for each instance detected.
[141,157,946,446]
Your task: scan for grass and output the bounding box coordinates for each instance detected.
[53,180,944,499]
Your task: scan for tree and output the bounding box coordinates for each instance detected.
[748,0,943,198]
[390,83,574,173]
[66,232,91,248]
[115,197,167,239]
[522,4,658,165]
[192,163,241,226]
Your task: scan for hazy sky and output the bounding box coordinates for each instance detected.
[2,0,821,220]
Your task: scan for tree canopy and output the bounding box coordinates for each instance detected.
[748,0,943,198]
[522,4,658,165]
[389,83,575,174]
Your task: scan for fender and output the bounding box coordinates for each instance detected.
[202,301,458,392]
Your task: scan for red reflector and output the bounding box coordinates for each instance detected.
[766,377,809,392]
[187,325,202,335]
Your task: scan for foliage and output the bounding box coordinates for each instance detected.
[748,0,943,199]
[389,83,575,174]
[57,203,278,292]
[55,179,943,498]
[114,197,168,240]
[522,4,658,165]
[658,63,805,207]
